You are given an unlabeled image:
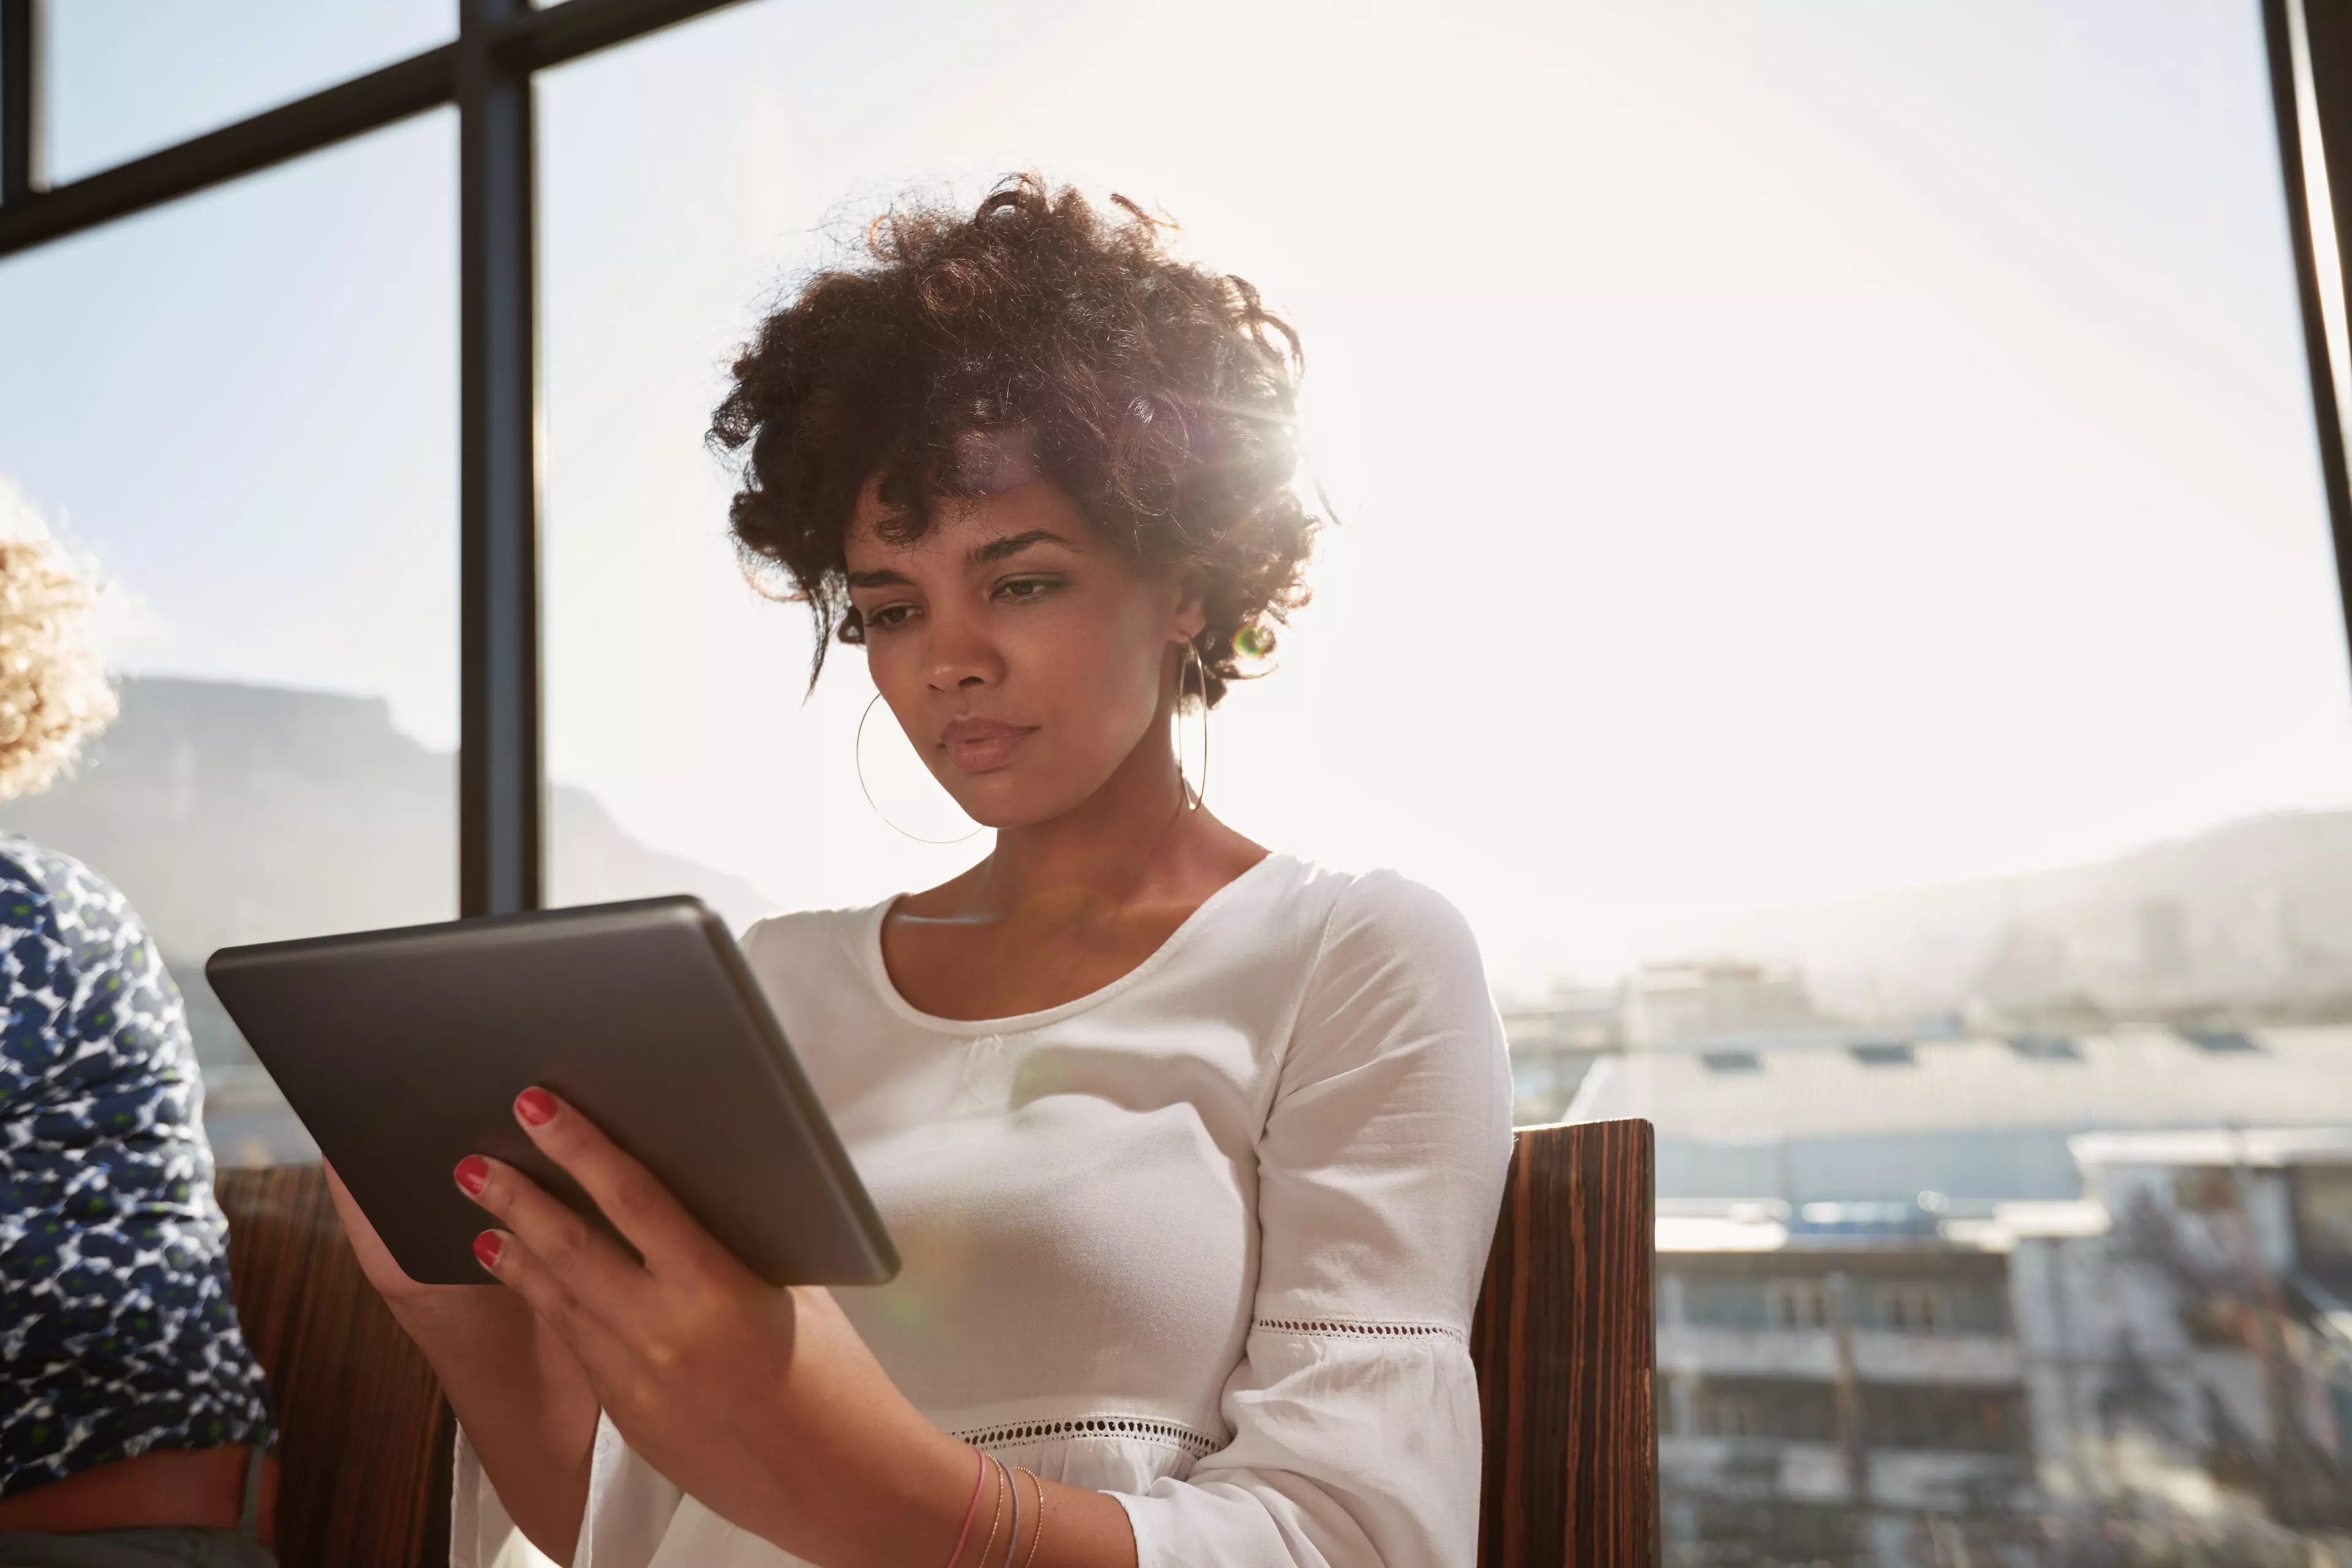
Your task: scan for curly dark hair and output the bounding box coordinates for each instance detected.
[709,175,1321,706]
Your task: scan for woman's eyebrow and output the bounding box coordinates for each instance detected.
[845,568,910,589]
[970,529,1076,565]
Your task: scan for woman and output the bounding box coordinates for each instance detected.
[336,177,1511,1568]
[0,489,279,1561]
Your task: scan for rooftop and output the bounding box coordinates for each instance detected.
[2068,1125,2352,1168]
[1567,1025,2352,1144]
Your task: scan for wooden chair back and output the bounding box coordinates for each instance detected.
[217,1164,454,1568]
[211,1125,1655,1568]
[1471,1117,1658,1567]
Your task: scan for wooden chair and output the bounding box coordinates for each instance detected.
[1471,1117,1659,1567]
[216,1122,1656,1568]
[217,1164,454,1568]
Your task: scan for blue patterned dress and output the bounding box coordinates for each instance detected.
[0,834,273,1497]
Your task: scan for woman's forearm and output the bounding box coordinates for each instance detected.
[935,1464,1138,1568]
[391,1287,600,1560]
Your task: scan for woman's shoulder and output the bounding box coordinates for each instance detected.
[1277,858,1488,970]
[1264,859,1511,1191]
[1268,858,1500,1046]
[738,899,887,981]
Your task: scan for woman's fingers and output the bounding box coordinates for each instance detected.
[470,1225,641,1385]
[454,1150,649,1319]
[507,1087,742,1286]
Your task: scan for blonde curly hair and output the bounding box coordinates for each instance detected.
[0,482,117,803]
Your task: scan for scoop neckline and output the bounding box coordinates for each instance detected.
[862,851,1295,1036]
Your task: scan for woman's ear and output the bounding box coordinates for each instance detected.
[1170,570,1209,644]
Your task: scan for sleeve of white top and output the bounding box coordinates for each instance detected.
[1110,869,1515,1568]
[450,1413,684,1568]
[448,1427,522,1568]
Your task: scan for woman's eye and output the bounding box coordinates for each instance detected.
[864,603,919,630]
[996,576,1059,602]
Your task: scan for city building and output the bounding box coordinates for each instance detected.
[1577,1027,2352,1564]
[1498,984,1619,1124]
[1502,964,1848,1125]
[1571,1023,2352,1210]
[2009,1128,2352,1537]
[1622,962,1820,1051]
[1657,1234,2043,1566]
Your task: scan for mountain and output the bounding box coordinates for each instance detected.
[0,676,780,1063]
[1658,810,2352,1025]
[24,676,2346,1061]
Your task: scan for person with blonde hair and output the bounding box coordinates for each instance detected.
[0,483,280,1564]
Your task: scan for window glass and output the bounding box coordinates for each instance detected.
[0,112,458,1166]
[540,0,2352,1559]
[43,1,451,184]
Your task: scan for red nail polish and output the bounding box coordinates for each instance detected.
[453,1155,489,1197]
[516,1087,558,1126]
[472,1231,504,1270]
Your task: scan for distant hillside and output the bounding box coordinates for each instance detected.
[0,676,782,1061]
[1662,810,2352,1024]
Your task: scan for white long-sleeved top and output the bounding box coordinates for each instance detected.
[451,854,1513,1568]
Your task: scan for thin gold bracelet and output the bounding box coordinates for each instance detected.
[1017,1466,1046,1568]
[971,1456,1006,1568]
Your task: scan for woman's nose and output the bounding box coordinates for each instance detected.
[924,617,1002,691]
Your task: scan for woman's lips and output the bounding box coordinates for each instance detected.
[939,717,1036,772]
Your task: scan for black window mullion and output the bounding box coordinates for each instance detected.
[2267,0,2352,687]
[457,0,543,918]
[0,0,41,206]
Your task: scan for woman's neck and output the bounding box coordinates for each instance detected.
[925,711,1257,925]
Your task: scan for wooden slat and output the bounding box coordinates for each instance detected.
[218,1164,454,1568]
[1471,1118,1658,1567]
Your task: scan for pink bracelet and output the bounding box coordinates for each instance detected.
[943,1450,988,1568]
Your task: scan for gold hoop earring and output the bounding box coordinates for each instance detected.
[857,692,984,844]
[1176,643,1209,812]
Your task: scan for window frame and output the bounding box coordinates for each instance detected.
[1,0,2348,922]
[0,0,753,916]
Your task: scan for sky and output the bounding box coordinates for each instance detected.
[1,0,2346,991]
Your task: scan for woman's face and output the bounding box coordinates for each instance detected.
[844,463,1204,829]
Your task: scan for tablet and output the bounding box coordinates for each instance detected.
[206,897,898,1288]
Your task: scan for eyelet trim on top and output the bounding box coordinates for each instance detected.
[952,1415,1220,1458]
[1253,1316,1470,1345]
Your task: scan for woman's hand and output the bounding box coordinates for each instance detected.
[456,1087,974,1568]
[327,1159,600,1559]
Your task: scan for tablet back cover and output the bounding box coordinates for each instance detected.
[206,897,897,1287]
